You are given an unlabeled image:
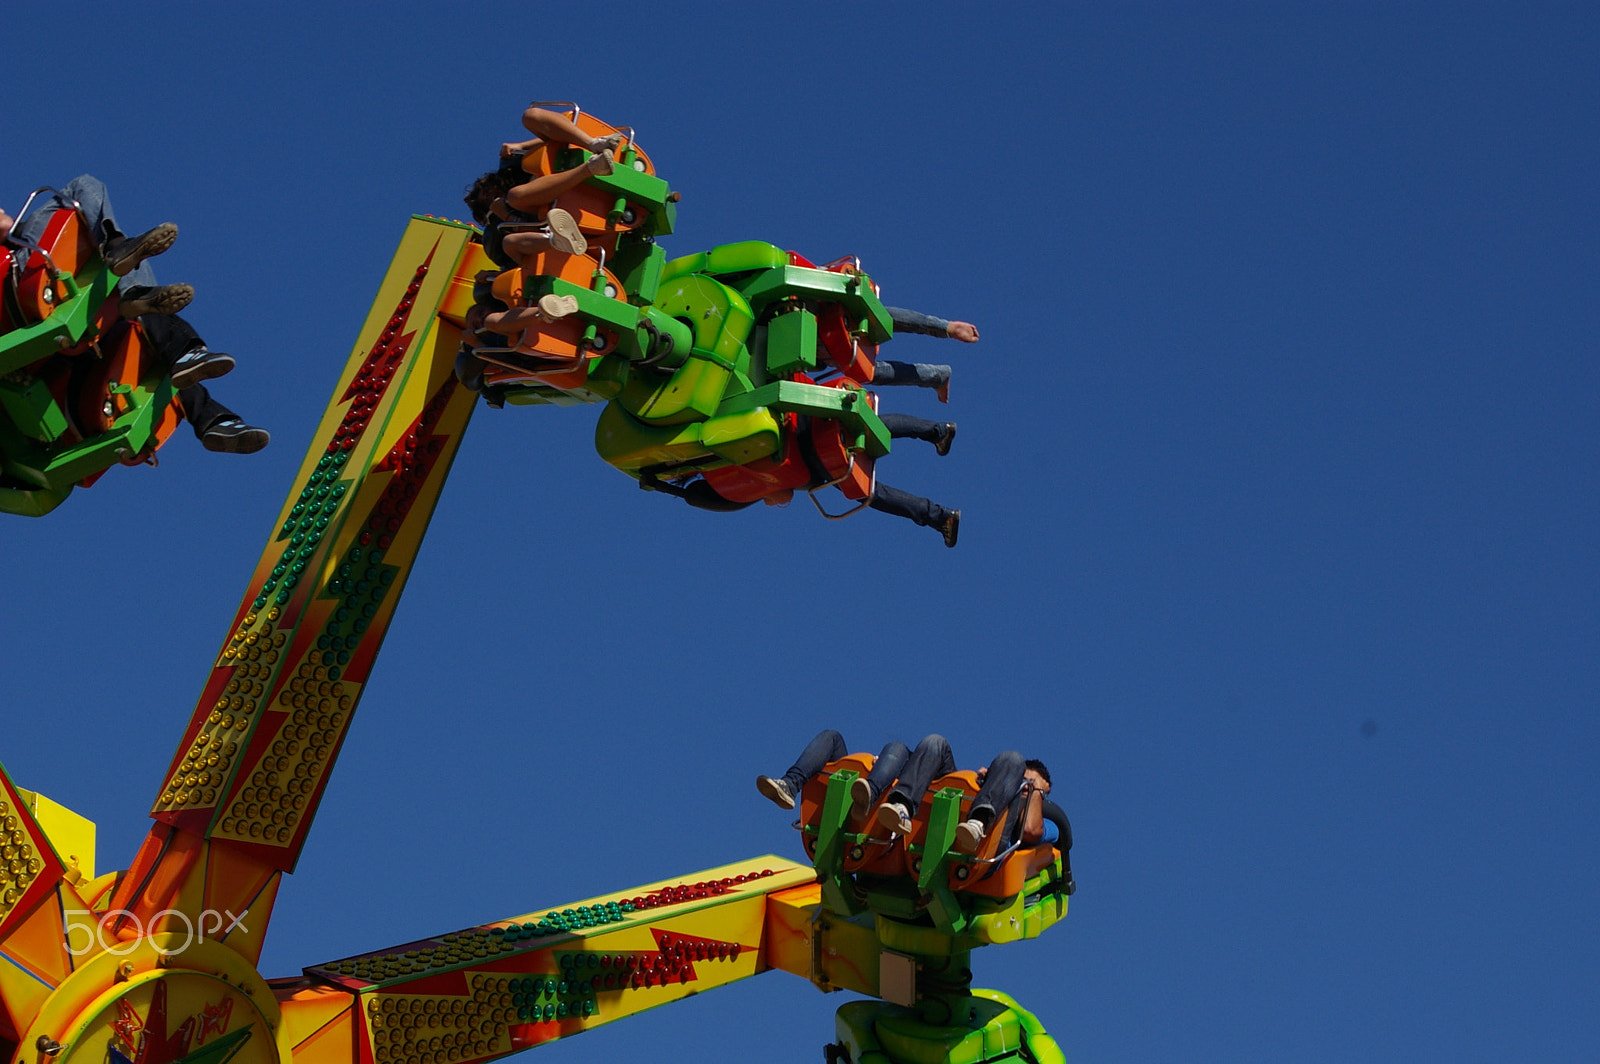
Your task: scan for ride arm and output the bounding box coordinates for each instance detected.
[279,858,813,1064]
[107,217,487,965]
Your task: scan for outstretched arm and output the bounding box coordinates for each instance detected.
[884,306,979,342]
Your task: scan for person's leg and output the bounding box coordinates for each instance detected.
[883,735,956,819]
[872,361,951,402]
[869,483,949,528]
[953,750,1026,852]
[870,484,960,547]
[8,177,168,292]
[179,385,269,454]
[880,413,956,454]
[503,207,586,261]
[139,314,233,388]
[505,152,615,213]
[862,741,910,803]
[780,729,850,794]
[56,176,175,283]
[520,107,625,153]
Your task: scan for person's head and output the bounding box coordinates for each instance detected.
[463,169,514,225]
[1024,758,1051,794]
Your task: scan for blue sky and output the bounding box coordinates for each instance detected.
[3,3,1596,1061]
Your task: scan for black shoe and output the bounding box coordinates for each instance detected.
[170,347,236,390]
[103,223,178,277]
[939,509,961,548]
[934,422,957,456]
[201,418,270,454]
[119,283,193,318]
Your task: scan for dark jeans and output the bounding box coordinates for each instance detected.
[870,482,952,528]
[139,314,234,437]
[880,412,946,445]
[884,734,959,817]
[780,729,910,805]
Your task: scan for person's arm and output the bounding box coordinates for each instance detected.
[1041,799,1070,851]
[500,137,543,158]
[1020,784,1046,844]
[883,307,979,342]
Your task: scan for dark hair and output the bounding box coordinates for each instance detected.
[462,165,521,225]
[1024,759,1051,786]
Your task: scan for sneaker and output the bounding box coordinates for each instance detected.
[939,510,961,548]
[102,223,177,277]
[756,776,795,810]
[588,132,627,154]
[875,801,913,836]
[934,422,957,456]
[849,777,874,819]
[201,418,270,454]
[545,208,587,256]
[170,347,236,389]
[536,293,580,321]
[953,818,986,854]
[584,149,616,176]
[119,283,193,318]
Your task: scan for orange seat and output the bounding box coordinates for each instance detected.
[477,256,627,375]
[518,110,658,236]
[797,755,904,874]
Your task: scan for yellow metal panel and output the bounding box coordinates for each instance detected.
[17,790,95,882]
[303,858,814,1062]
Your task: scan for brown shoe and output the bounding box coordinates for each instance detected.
[939,510,961,548]
[103,222,177,276]
[934,422,957,456]
[849,777,874,819]
[119,283,193,318]
[756,776,796,810]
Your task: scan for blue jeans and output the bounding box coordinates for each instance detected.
[873,361,950,389]
[780,729,910,805]
[10,175,157,292]
[969,750,1026,827]
[883,734,959,817]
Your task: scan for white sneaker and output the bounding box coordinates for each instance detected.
[954,818,986,853]
[536,293,580,322]
[544,208,586,256]
[876,801,913,835]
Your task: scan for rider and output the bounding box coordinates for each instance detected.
[2,178,270,454]
[760,731,1073,891]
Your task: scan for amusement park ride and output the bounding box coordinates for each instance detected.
[0,107,1071,1064]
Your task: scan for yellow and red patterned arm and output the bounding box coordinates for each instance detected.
[275,857,817,1064]
[108,218,489,957]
